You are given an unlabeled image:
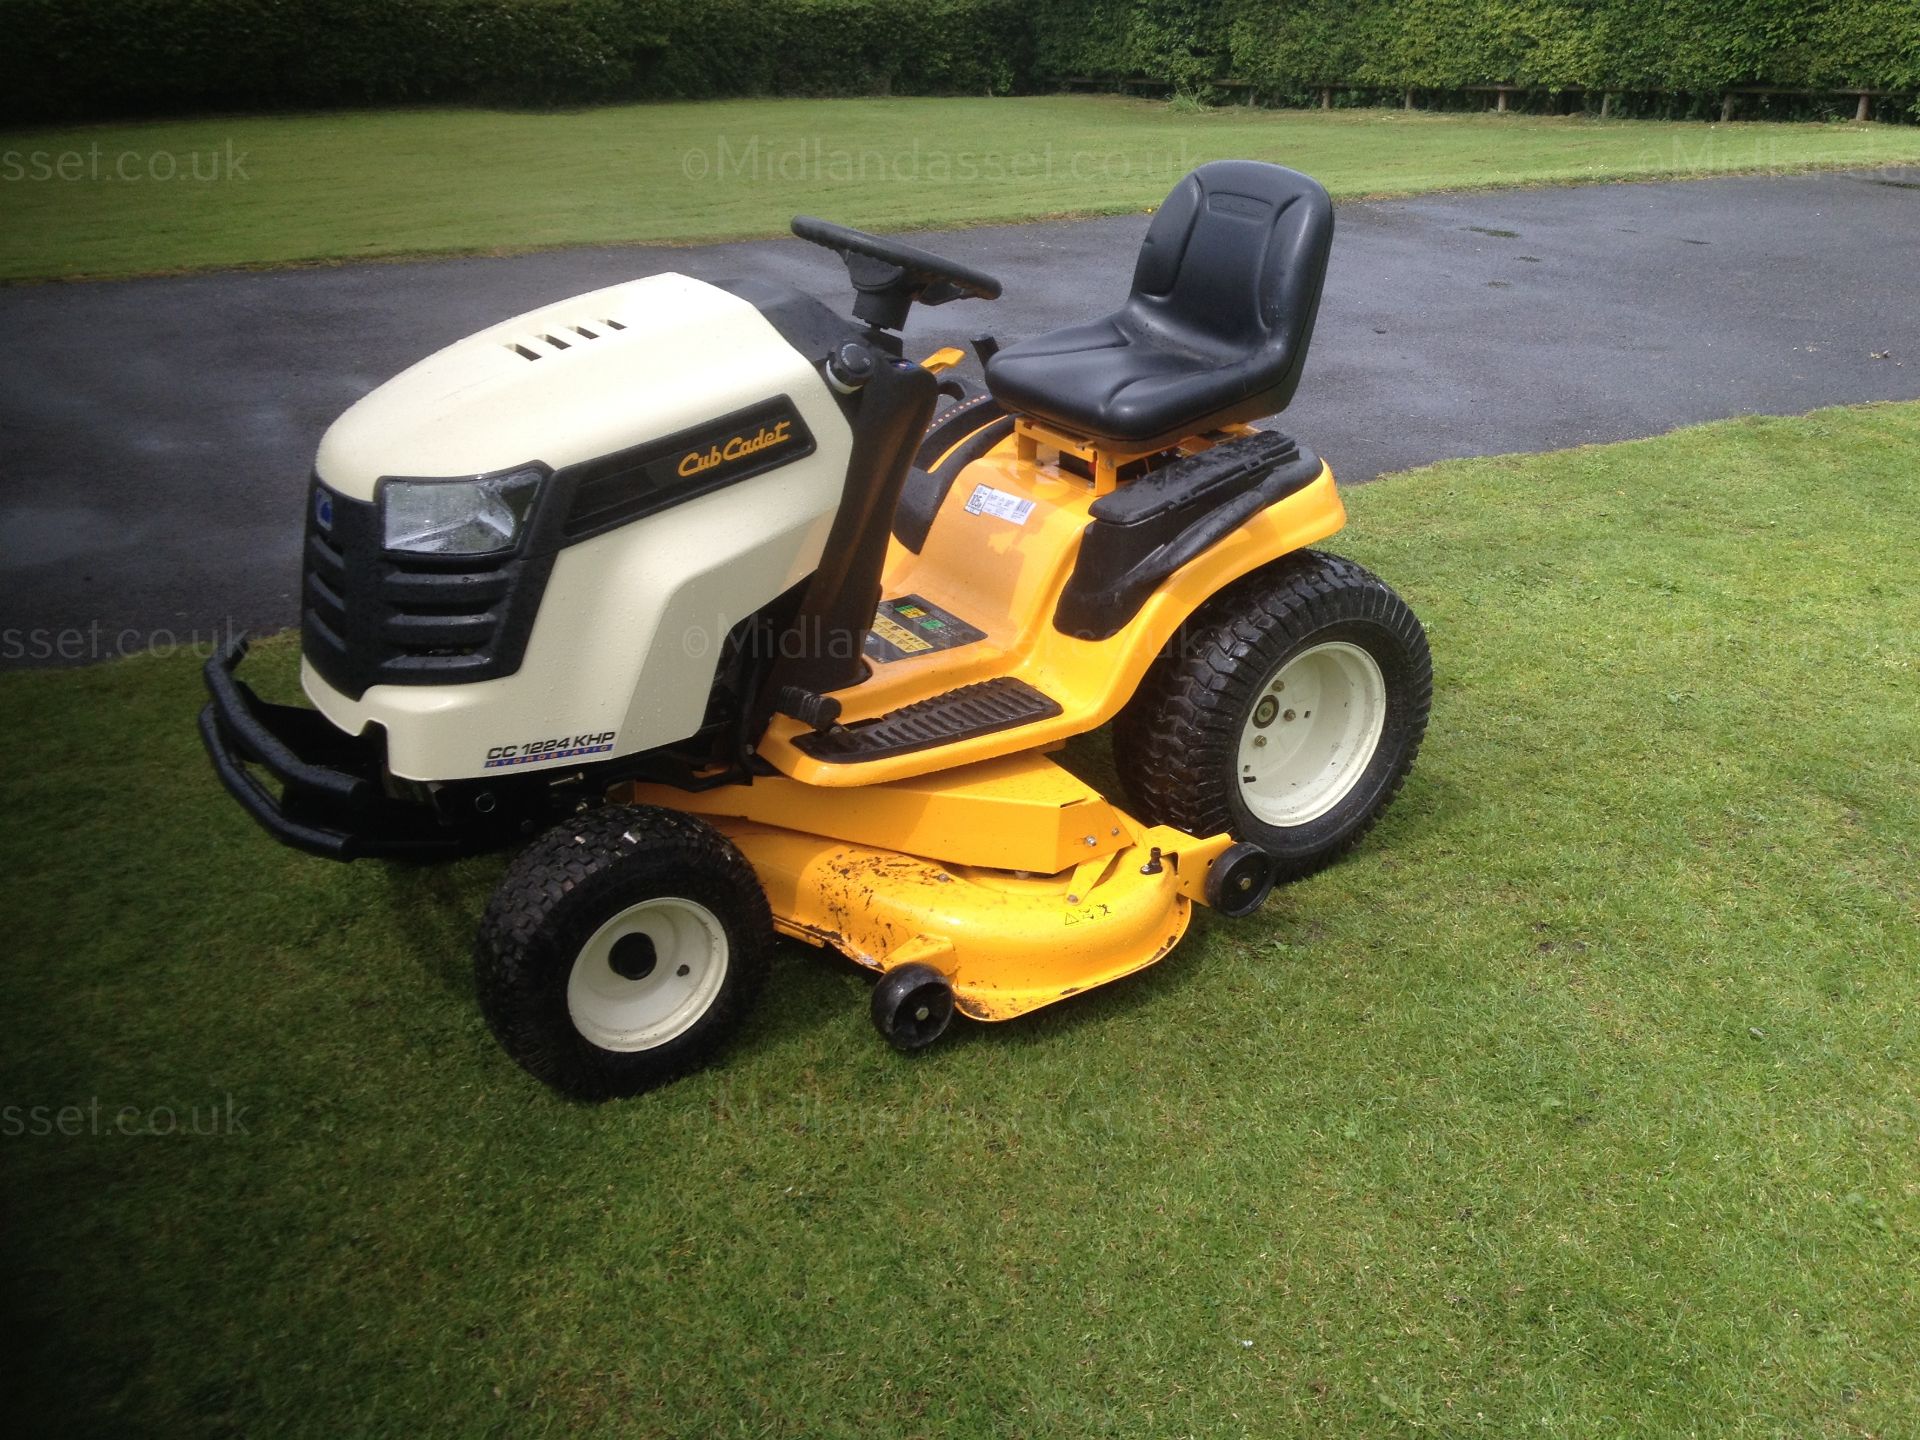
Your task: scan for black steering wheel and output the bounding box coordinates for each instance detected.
[792,216,1002,330]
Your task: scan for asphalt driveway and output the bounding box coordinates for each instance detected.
[1,166,1914,664]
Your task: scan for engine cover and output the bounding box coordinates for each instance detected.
[300,273,855,782]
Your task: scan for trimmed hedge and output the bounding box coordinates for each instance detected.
[0,0,1033,120]
[633,0,1027,101]
[6,0,1916,121]
[1,0,662,115]
[1046,0,1920,114]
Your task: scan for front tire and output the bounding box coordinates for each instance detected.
[474,805,773,1100]
[1114,551,1432,883]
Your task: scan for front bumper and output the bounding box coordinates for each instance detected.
[198,634,505,861]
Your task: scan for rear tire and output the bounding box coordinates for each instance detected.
[1114,550,1431,882]
[474,805,772,1100]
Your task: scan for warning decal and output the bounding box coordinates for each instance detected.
[864,595,987,664]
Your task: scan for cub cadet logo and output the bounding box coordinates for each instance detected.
[676,419,794,478]
[484,731,616,769]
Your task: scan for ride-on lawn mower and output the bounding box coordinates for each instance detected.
[202,161,1432,1099]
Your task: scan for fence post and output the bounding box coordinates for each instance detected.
[1497,88,1508,113]
[1600,92,1612,119]
[1403,87,1414,111]
[1856,91,1871,122]
[1720,93,1735,122]
[1320,86,1331,110]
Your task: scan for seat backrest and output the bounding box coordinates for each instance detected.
[1128,160,1333,403]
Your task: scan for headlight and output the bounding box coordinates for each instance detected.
[381,467,543,557]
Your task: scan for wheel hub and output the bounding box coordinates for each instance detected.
[567,897,730,1052]
[1236,640,1388,827]
[608,933,658,981]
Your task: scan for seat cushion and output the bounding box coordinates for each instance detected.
[985,316,1258,445]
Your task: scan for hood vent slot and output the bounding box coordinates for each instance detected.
[506,320,625,361]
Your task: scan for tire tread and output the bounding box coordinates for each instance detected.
[473,805,773,1099]
[1115,550,1432,882]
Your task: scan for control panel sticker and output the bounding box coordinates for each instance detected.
[963,484,1036,526]
[864,595,987,664]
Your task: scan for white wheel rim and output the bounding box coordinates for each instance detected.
[1236,641,1388,827]
[566,898,729,1052]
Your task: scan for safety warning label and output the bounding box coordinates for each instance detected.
[864,595,987,664]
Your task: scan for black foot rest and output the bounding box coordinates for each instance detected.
[794,678,1062,762]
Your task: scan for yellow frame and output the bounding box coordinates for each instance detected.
[758,429,1346,787]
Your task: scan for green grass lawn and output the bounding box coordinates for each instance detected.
[2,401,1916,1435]
[4,96,1920,282]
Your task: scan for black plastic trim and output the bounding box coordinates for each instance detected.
[762,356,940,704]
[894,396,1013,554]
[715,277,863,365]
[302,471,559,702]
[1053,432,1323,640]
[795,677,1062,762]
[199,636,520,861]
[199,706,361,859]
[557,395,816,544]
[912,392,1004,471]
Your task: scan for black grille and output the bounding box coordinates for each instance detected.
[301,478,555,701]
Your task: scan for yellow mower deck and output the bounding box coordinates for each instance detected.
[629,751,1234,1020]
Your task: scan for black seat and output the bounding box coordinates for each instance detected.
[984,161,1333,450]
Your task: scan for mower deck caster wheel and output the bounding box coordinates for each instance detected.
[871,963,956,1052]
[1206,842,1277,917]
